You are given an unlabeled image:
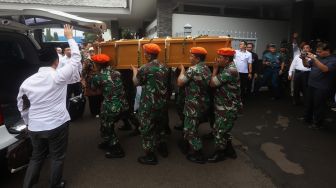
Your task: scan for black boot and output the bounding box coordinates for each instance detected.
[137,152,158,165]
[98,140,109,150]
[119,119,132,131]
[177,139,189,155]
[186,150,206,164]
[105,143,125,158]
[208,150,226,163]
[157,142,168,158]
[224,141,237,159]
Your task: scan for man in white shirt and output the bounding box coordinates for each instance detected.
[17,25,81,188]
[56,47,63,60]
[288,42,311,105]
[59,44,83,109]
[234,41,252,103]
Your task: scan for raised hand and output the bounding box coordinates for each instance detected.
[64,24,74,39]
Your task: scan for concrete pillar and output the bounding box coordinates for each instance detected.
[290,0,314,42]
[110,20,120,40]
[157,0,173,37]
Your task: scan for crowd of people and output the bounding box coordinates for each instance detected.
[16,25,336,188]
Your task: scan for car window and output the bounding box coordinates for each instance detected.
[0,41,25,63]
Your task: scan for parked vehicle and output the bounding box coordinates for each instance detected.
[0,8,106,174]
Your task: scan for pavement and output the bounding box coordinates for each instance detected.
[1,92,336,188]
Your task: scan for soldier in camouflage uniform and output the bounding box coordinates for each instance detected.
[177,47,211,164]
[208,48,243,163]
[131,43,169,165]
[90,54,129,159]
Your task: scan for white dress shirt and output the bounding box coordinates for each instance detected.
[234,50,252,73]
[17,39,81,132]
[288,54,311,77]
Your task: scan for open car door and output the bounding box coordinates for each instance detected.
[0,8,107,34]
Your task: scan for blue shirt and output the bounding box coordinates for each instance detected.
[308,55,336,90]
[263,52,282,69]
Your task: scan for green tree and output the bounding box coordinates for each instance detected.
[82,32,97,43]
[53,32,59,41]
[45,28,54,42]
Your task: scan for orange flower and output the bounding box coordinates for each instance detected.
[91,54,110,64]
[143,43,161,54]
[217,48,235,56]
[190,47,207,55]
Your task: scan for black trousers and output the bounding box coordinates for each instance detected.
[66,82,82,109]
[304,86,329,126]
[88,95,103,116]
[293,71,310,104]
[239,73,249,103]
[23,122,69,188]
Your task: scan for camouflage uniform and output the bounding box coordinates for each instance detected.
[136,59,169,152]
[91,66,129,146]
[183,62,211,151]
[212,63,242,149]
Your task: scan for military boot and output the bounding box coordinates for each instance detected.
[118,119,132,131]
[157,142,169,158]
[177,139,189,155]
[186,150,206,164]
[105,143,125,158]
[208,150,226,163]
[137,152,158,165]
[98,140,109,150]
[224,141,237,159]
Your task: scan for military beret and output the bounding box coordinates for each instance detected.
[217,48,236,56]
[91,54,110,64]
[190,47,207,55]
[143,43,161,54]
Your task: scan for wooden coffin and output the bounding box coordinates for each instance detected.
[94,36,231,69]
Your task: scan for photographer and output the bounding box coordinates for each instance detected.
[302,42,336,129]
[288,42,311,105]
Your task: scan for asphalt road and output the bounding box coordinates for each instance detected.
[1,92,335,188]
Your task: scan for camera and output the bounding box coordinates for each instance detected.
[300,52,308,58]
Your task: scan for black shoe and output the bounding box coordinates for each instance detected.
[186,150,206,164]
[157,142,168,158]
[137,152,158,165]
[98,141,109,150]
[129,129,140,137]
[54,180,66,188]
[177,139,189,155]
[174,124,183,131]
[118,121,132,131]
[224,141,237,159]
[105,143,125,158]
[202,132,214,140]
[208,150,226,163]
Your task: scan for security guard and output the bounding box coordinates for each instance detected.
[177,47,211,164]
[131,43,169,165]
[91,54,129,158]
[208,48,242,162]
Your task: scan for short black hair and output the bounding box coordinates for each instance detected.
[247,42,254,47]
[317,42,333,52]
[38,46,59,66]
[194,54,206,62]
[240,40,247,46]
[149,53,158,59]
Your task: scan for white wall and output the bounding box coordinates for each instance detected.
[172,14,290,57]
[145,19,158,38]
